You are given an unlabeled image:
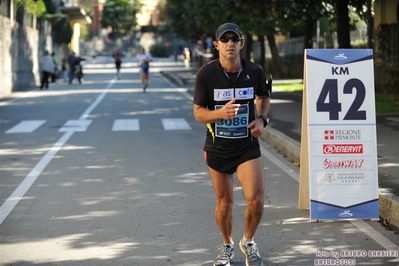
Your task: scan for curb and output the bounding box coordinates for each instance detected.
[261,127,399,229]
[160,71,185,87]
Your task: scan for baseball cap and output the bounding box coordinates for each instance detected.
[215,23,242,40]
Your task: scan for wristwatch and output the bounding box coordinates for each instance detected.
[257,115,269,128]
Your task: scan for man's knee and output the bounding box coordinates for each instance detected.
[246,195,264,211]
[216,200,233,213]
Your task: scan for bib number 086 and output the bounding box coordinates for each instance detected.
[316,78,366,121]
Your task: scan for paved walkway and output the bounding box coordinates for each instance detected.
[161,62,399,229]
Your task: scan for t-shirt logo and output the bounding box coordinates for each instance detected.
[235,87,254,100]
[214,89,233,101]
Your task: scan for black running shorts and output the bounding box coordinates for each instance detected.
[203,142,261,174]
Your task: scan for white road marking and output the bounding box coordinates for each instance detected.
[58,120,92,132]
[5,120,46,134]
[162,118,192,130]
[112,119,140,131]
[0,78,116,225]
[0,131,73,224]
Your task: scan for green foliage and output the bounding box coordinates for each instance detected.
[17,0,47,17]
[141,24,171,34]
[376,23,399,67]
[149,44,172,57]
[102,0,139,36]
[47,14,73,44]
[375,93,399,114]
[43,0,56,14]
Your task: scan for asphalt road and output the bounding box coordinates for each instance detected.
[0,57,398,266]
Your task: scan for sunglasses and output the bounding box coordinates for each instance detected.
[219,36,242,43]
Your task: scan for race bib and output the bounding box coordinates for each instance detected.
[215,104,249,139]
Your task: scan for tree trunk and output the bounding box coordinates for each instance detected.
[243,33,252,60]
[258,34,265,69]
[336,0,351,48]
[266,33,284,78]
[366,0,373,49]
[304,18,315,48]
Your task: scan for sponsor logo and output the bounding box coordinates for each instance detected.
[324,173,336,183]
[336,172,365,183]
[214,89,233,101]
[235,87,254,100]
[323,129,361,141]
[338,210,353,218]
[323,144,363,154]
[323,158,364,169]
[334,53,348,60]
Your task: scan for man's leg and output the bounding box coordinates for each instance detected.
[208,167,235,244]
[43,72,50,89]
[40,71,45,89]
[236,157,265,240]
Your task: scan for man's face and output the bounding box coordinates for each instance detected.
[215,32,243,60]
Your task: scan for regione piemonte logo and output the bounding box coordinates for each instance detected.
[324,129,362,140]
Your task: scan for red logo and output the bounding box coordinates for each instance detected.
[323,158,364,169]
[324,130,334,140]
[323,144,363,154]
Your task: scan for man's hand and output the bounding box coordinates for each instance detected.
[248,118,264,138]
[219,98,241,120]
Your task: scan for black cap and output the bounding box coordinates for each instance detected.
[215,23,242,40]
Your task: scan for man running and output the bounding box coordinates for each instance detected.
[193,22,271,266]
[113,48,123,79]
[136,47,153,92]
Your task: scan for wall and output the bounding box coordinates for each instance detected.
[374,0,399,25]
[0,15,40,98]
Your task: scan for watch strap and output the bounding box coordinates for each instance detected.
[257,115,268,127]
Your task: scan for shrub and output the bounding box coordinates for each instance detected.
[150,44,170,57]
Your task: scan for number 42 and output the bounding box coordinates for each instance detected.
[316,78,367,120]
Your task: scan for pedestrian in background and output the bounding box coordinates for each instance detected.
[39,50,54,90]
[61,58,68,82]
[136,47,153,92]
[113,48,123,79]
[68,51,76,84]
[193,22,271,266]
[183,47,191,68]
[51,52,58,82]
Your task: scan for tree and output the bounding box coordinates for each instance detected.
[272,0,326,49]
[101,0,139,38]
[16,0,47,17]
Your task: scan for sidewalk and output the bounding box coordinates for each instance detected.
[161,63,399,229]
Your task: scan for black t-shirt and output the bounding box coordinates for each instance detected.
[193,58,270,152]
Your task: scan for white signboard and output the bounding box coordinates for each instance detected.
[302,49,379,220]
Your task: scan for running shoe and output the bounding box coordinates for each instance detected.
[213,244,235,266]
[239,240,263,266]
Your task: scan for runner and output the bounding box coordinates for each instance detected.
[113,48,123,79]
[193,22,271,266]
[136,47,153,92]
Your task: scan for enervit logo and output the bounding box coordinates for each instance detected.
[323,158,364,169]
[323,144,363,154]
[323,129,361,140]
[214,89,233,101]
